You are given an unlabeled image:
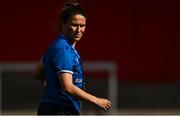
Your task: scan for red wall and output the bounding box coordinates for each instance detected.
[1,0,180,83]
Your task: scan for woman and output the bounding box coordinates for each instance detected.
[32,0,111,115]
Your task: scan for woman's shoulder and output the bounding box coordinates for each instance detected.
[53,36,68,47]
[52,39,72,53]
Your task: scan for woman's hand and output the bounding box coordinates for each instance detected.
[95,98,111,111]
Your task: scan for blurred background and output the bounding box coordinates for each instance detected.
[1,0,180,115]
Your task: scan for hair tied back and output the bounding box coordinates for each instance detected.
[63,0,80,10]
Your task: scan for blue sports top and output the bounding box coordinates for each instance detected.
[41,34,86,113]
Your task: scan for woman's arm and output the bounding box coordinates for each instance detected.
[59,73,111,111]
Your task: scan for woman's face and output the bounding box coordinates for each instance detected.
[63,14,86,43]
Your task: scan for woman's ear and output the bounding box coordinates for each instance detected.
[61,21,66,31]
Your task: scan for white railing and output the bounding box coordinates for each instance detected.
[0,61,118,114]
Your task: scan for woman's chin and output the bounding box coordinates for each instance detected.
[74,37,81,41]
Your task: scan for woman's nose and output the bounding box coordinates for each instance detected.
[76,26,81,32]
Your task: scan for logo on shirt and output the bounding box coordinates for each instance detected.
[75,79,82,83]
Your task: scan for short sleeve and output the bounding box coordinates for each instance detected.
[53,46,74,74]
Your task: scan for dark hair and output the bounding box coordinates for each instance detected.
[60,0,87,25]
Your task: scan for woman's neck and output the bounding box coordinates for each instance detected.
[63,33,77,48]
[71,41,76,48]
